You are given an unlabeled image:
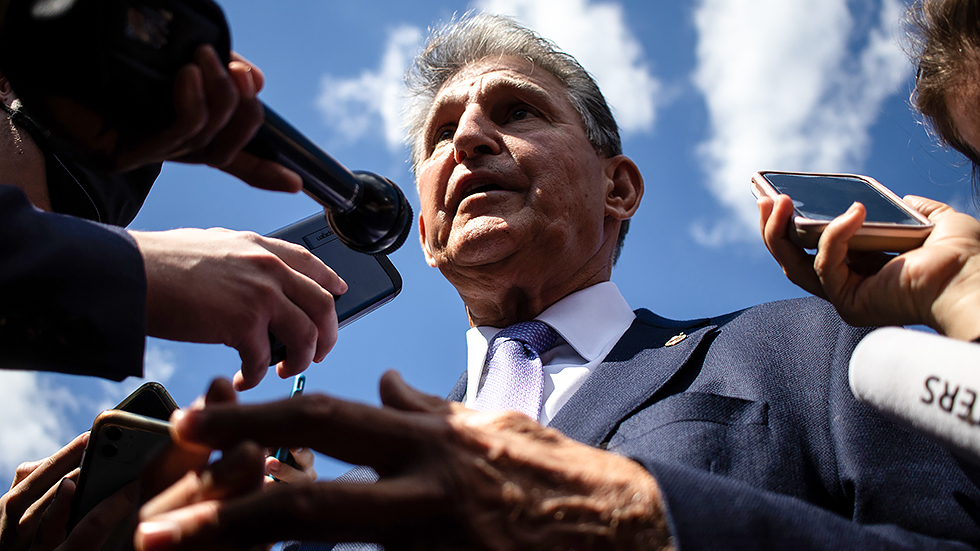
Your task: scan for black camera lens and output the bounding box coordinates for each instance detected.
[105,426,123,441]
[100,444,118,458]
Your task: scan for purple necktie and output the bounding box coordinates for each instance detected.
[473,320,558,418]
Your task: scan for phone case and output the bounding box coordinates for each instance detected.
[751,171,934,252]
[68,410,171,531]
[265,212,403,364]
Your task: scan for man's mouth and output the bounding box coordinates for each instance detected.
[464,183,505,197]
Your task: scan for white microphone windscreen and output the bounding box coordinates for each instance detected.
[850,327,980,463]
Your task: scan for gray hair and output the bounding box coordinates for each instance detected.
[404,13,630,262]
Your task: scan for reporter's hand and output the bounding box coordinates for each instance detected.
[38,46,301,192]
[758,194,980,340]
[134,373,672,550]
[263,448,316,486]
[28,480,139,551]
[0,434,87,551]
[132,228,347,391]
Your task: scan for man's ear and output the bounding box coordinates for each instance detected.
[603,155,643,220]
[418,212,438,267]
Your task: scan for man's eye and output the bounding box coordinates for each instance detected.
[509,107,531,121]
[433,126,455,144]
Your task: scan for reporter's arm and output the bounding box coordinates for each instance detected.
[0,186,145,380]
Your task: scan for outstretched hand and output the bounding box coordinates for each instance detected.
[132,228,347,390]
[134,373,672,551]
[758,194,980,340]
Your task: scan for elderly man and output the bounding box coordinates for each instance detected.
[132,14,980,551]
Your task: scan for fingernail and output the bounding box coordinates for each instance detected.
[266,459,281,473]
[136,520,180,550]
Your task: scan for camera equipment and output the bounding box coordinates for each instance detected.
[0,0,412,255]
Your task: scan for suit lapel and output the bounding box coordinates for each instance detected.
[547,309,715,447]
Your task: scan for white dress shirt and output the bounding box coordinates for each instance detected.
[463,281,635,425]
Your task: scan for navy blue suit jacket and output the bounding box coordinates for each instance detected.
[294,296,980,549]
[0,185,146,380]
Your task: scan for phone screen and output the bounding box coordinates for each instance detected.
[761,173,922,225]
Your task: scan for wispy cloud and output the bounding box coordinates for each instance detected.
[476,0,660,135]
[316,25,423,151]
[691,0,911,245]
[314,0,658,151]
[0,342,178,485]
[0,371,77,476]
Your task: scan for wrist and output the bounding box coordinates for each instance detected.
[931,253,980,341]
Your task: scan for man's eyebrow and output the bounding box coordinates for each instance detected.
[426,74,555,126]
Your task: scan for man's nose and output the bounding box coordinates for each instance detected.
[453,109,501,163]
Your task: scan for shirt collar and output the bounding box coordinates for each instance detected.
[465,281,635,366]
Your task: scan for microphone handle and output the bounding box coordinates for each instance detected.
[245,102,361,214]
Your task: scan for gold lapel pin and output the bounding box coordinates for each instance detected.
[665,332,687,347]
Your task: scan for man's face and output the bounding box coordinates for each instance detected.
[416,56,615,288]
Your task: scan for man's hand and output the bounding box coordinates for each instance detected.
[131,228,347,391]
[0,433,141,551]
[758,194,980,340]
[0,434,87,551]
[134,373,673,550]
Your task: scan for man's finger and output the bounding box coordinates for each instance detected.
[137,477,450,551]
[379,371,452,414]
[171,394,441,471]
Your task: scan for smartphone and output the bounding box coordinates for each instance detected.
[114,382,178,421]
[68,410,171,531]
[266,212,403,364]
[751,171,934,251]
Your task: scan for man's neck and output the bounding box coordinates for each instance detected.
[460,270,611,328]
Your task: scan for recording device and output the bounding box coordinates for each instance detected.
[751,171,933,252]
[68,410,171,531]
[0,0,413,255]
[68,383,177,534]
[850,327,980,465]
[266,212,402,365]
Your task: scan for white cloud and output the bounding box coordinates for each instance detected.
[0,371,77,475]
[314,1,658,150]
[316,25,423,151]
[691,0,912,245]
[476,0,660,135]
[0,342,178,482]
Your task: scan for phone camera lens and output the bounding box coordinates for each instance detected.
[100,444,118,458]
[105,427,123,441]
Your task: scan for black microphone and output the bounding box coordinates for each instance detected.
[245,105,412,256]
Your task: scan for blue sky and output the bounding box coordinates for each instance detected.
[0,0,973,485]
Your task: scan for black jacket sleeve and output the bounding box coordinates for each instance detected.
[0,184,146,380]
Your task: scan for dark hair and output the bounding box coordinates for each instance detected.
[907,0,980,197]
[404,13,631,263]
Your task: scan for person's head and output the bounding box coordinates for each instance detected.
[404,14,643,325]
[907,0,980,192]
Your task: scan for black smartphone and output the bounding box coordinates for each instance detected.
[751,171,934,251]
[266,212,402,364]
[68,410,171,532]
[114,381,178,421]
